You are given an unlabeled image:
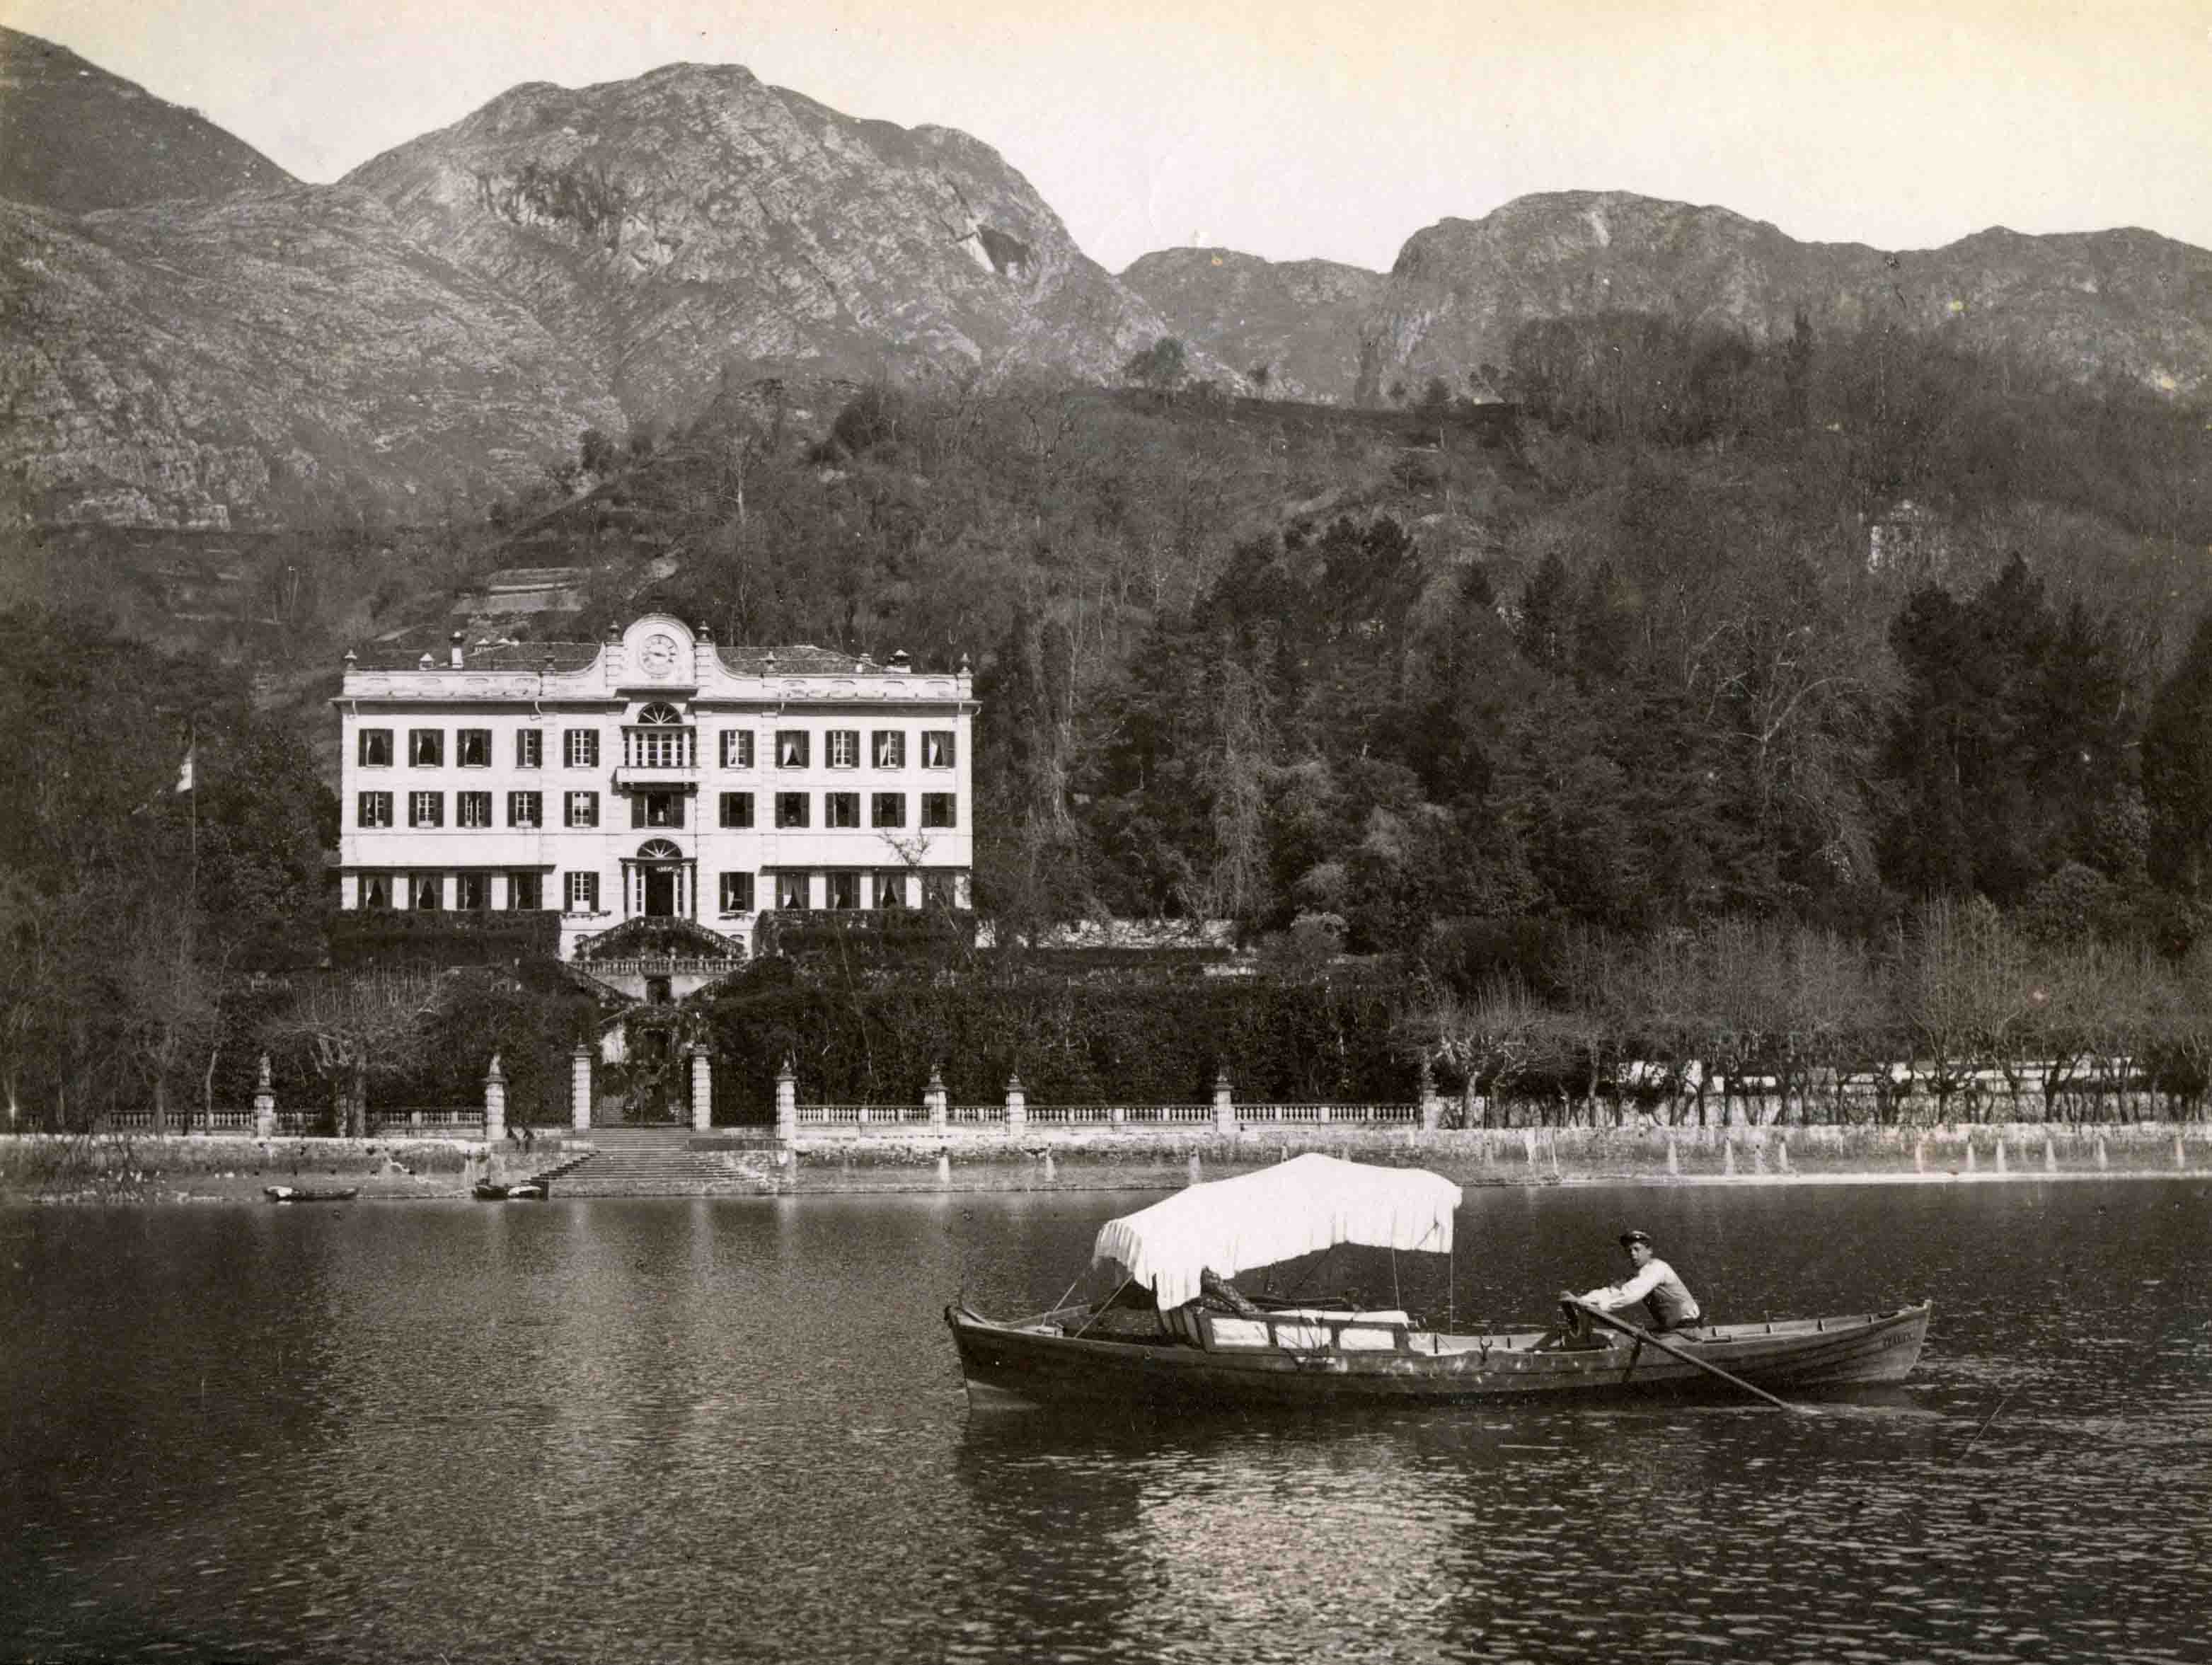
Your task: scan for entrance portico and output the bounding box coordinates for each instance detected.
[622,839,697,920]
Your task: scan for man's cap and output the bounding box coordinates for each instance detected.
[1618,1229,1654,1248]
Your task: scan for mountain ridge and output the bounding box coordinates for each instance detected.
[2,28,2208,536]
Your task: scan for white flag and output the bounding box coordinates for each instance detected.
[175,746,195,793]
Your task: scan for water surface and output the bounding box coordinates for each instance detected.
[4,1180,2208,1662]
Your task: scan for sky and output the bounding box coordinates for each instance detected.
[6,0,2211,274]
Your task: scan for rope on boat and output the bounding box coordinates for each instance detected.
[1069,1275,1134,1340]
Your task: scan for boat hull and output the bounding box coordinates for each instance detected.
[947,1302,1931,1411]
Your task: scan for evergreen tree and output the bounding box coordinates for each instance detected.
[2143,606,2212,895]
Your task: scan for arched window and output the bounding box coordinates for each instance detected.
[637,839,683,862]
[636,703,684,725]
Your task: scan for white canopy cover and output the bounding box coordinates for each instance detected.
[1090,1153,1464,1310]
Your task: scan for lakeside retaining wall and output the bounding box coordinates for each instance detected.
[6,1119,2206,1202]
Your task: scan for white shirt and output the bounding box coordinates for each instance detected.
[1580,1255,1700,1323]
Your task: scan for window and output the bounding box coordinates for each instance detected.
[565,791,599,829]
[826,730,859,769]
[456,791,492,829]
[412,875,442,911]
[565,871,600,913]
[825,792,860,829]
[458,728,491,768]
[359,873,392,909]
[564,729,599,768]
[923,872,958,910]
[871,793,906,829]
[516,730,543,768]
[721,730,754,769]
[874,872,907,909]
[719,872,756,914]
[509,872,543,910]
[633,791,684,829]
[776,872,809,910]
[827,872,861,910]
[410,728,444,767]
[409,791,444,829]
[357,791,392,829]
[872,730,904,769]
[776,730,809,768]
[775,792,810,829]
[921,730,955,769]
[359,728,393,767]
[921,793,957,829]
[628,705,691,768]
[508,791,542,828]
[456,872,490,911]
[719,792,754,829]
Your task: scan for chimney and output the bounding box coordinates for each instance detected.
[449,630,465,669]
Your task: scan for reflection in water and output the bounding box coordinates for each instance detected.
[1,1182,2208,1663]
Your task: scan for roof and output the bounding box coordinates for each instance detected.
[342,641,886,675]
[1091,1153,1463,1310]
[347,643,601,673]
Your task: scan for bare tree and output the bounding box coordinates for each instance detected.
[263,970,447,1137]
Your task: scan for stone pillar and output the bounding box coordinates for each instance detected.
[571,1044,592,1133]
[1666,1134,1679,1176]
[1777,1135,1790,1175]
[1005,1073,1027,1141]
[1213,1069,1236,1136]
[253,1054,277,1140]
[926,1068,947,1131]
[484,1052,507,1143]
[689,1045,712,1133]
[1418,1058,1441,1132]
[776,1057,797,1148]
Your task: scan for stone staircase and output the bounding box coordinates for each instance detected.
[553,1127,783,1197]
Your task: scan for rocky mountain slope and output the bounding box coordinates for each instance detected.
[341,64,1192,420]
[0,188,626,529]
[1354,190,2212,403]
[1118,248,1381,402]
[0,26,295,212]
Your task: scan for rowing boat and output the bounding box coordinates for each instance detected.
[263,1185,360,1204]
[945,1153,1930,1411]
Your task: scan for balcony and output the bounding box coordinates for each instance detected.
[612,764,701,791]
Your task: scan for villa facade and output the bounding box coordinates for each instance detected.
[334,615,976,967]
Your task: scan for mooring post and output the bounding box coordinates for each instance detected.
[570,1044,592,1133]
[1004,1073,1027,1141]
[253,1054,277,1141]
[689,1045,712,1133]
[483,1052,507,1144]
[1213,1069,1236,1137]
[926,1067,947,1132]
[776,1058,797,1149]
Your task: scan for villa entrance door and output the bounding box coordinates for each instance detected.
[644,867,676,916]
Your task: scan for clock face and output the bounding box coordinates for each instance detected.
[640,633,679,677]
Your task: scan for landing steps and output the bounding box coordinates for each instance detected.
[553,1136,782,1197]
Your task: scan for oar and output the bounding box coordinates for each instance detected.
[1564,1297,1816,1416]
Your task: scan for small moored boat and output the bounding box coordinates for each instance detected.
[473,1180,548,1201]
[263,1185,360,1204]
[947,1153,1930,1412]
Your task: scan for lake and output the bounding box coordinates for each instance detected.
[4,1178,2209,1663]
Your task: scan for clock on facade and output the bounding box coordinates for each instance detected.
[640,633,680,678]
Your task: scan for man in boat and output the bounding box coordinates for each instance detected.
[1575,1230,1703,1335]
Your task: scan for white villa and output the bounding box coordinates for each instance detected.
[334,615,976,977]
